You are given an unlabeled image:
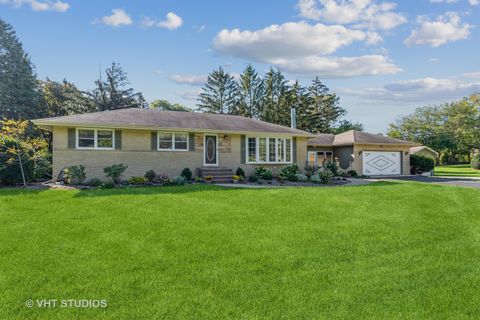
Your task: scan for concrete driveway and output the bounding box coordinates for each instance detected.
[380,175,480,189]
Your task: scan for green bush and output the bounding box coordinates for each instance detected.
[325,162,338,176]
[293,173,308,182]
[34,155,52,180]
[180,168,193,181]
[248,175,259,183]
[87,177,103,187]
[62,165,86,185]
[471,154,480,170]
[410,154,435,174]
[319,169,334,184]
[304,165,317,178]
[309,174,321,184]
[99,181,115,189]
[103,163,128,184]
[347,170,358,177]
[0,138,34,185]
[128,176,148,185]
[278,164,299,181]
[235,167,245,177]
[144,169,156,182]
[253,166,273,180]
[171,176,186,185]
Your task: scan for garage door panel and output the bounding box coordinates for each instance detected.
[363,151,401,175]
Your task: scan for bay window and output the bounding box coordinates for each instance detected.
[158,132,189,151]
[76,128,114,150]
[246,136,293,164]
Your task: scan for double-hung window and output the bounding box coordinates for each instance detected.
[76,129,114,150]
[158,132,188,151]
[246,136,293,164]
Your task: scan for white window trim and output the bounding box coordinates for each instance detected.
[157,131,189,152]
[76,128,115,150]
[246,136,293,164]
[203,134,219,166]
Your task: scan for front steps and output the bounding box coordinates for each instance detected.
[200,167,233,183]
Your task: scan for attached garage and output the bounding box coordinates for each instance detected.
[362,151,401,176]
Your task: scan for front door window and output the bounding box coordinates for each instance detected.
[204,135,217,165]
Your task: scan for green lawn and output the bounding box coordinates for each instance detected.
[435,164,480,177]
[1,182,480,319]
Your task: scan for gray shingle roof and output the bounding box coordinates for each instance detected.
[33,108,313,136]
[308,130,415,146]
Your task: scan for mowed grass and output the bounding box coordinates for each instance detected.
[1,182,480,319]
[435,164,480,177]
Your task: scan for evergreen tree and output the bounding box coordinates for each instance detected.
[197,67,238,114]
[40,78,95,117]
[306,77,345,133]
[91,62,146,111]
[235,65,263,118]
[0,18,42,119]
[286,80,309,130]
[333,120,364,134]
[261,68,290,126]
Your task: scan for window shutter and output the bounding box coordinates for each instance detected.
[240,135,246,164]
[292,137,297,162]
[114,130,122,150]
[189,133,195,151]
[151,132,157,151]
[68,128,76,149]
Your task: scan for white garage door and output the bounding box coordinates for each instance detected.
[363,151,401,176]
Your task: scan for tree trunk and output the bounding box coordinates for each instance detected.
[16,140,26,186]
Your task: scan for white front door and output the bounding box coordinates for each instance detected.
[362,151,401,175]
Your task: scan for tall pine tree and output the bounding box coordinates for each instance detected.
[261,68,290,126]
[0,18,42,120]
[306,77,345,133]
[197,67,238,114]
[91,62,146,111]
[235,65,263,118]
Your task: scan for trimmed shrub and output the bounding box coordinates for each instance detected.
[253,166,273,180]
[347,170,358,177]
[65,165,86,185]
[128,176,148,185]
[103,163,128,184]
[194,176,204,183]
[293,173,308,182]
[235,167,245,178]
[319,169,334,184]
[180,168,193,181]
[278,164,299,181]
[144,169,156,182]
[410,154,435,174]
[171,176,186,186]
[309,174,321,184]
[325,162,338,176]
[471,154,480,170]
[304,165,317,178]
[99,181,115,189]
[87,177,103,187]
[248,175,259,183]
[34,155,52,180]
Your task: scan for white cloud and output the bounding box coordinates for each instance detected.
[469,0,480,5]
[428,57,440,63]
[169,74,207,85]
[101,9,133,27]
[339,73,480,102]
[297,0,406,30]
[177,88,202,101]
[271,55,400,77]
[0,0,69,12]
[213,21,400,77]
[429,0,459,3]
[214,22,367,60]
[142,12,183,30]
[404,12,472,47]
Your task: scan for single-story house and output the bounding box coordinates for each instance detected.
[308,130,417,176]
[33,108,312,181]
[410,146,439,159]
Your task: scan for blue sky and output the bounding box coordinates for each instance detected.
[1,0,480,132]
